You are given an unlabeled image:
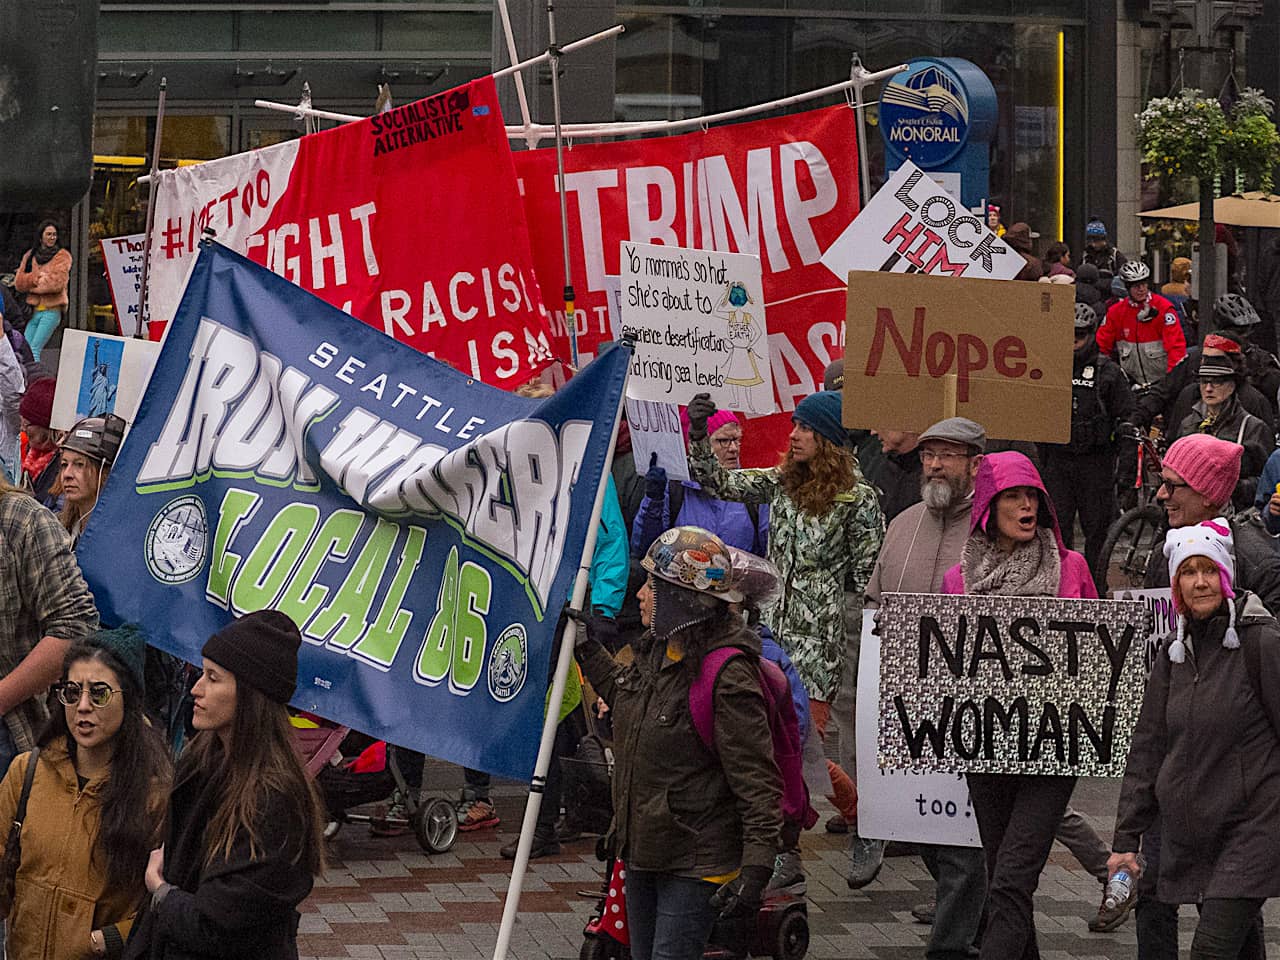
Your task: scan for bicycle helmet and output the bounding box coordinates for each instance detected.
[1119,261,1151,285]
[60,413,126,467]
[725,547,781,610]
[1074,302,1097,330]
[641,525,742,602]
[1213,293,1262,328]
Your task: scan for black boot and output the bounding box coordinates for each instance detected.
[500,827,561,860]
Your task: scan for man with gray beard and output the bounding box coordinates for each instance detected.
[865,417,987,960]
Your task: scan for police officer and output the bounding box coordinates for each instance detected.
[1039,303,1136,590]
[1096,261,1187,388]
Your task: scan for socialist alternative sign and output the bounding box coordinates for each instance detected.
[876,593,1149,777]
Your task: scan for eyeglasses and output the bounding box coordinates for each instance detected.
[919,449,971,464]
[711,436,743,448]
[1199,376,1233,386]
[53,681,122,708]
[1158,477,1191,494]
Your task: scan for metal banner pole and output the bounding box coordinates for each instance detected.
[546,0,578,368]
[491,347,631,960]
[136,77,168,339]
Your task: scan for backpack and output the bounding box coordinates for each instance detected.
[688,646,817,829]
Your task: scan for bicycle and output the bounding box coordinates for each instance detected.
[1095,425,1168,594]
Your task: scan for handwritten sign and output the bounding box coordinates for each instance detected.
[619,241,772,412]
[626,399,690,482]
[856,611,980,845]
[842,271,1073,441]
[100,233,146,335]
[821,161,1022,281]
[877,593,1149,777]
[1111,587,1173,675]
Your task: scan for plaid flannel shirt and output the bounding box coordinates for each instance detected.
[0,491,98,750]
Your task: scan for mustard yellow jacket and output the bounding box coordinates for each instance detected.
[0,739,157,959]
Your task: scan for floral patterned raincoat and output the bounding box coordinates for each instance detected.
[689,436,884,701]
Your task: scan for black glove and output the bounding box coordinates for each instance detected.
[644,451,668,500]
[686,392,718,442]
[562,605,592,648]
[710,864,771,920]
[589,610,619,653]
[1115,421,1137,441]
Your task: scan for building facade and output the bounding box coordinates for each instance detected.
[8,0,1279,335]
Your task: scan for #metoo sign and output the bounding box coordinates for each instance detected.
[877,593,1149,777]
[843,271,1073,441]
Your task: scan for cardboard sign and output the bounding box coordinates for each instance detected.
[620,241,772,412]
[1112,587,1173,675]
[626,399,690,482]
[99,233,145,334]
[51,329,162,430]
[856,611,980,846]
[842,271,1073,441]
[877,593,1149,777]
[821,161,1023,282]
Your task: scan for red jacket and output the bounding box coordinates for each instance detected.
[1096,292,1187,386]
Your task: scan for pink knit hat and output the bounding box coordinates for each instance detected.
[679,405,741,443]
[1161,434,1243,508]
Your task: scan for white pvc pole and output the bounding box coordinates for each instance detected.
[493,0,537,149]
[491,348,631,960]
[491,25,625,81]
[250,58,903,149]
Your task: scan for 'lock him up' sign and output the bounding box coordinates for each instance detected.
[876,593,1150,777]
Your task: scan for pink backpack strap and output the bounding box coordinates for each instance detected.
[689,646,744,751]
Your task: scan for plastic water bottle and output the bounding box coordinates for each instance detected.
[1104,856,1146,911]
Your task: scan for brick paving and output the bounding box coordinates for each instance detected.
[298,766,1280,960]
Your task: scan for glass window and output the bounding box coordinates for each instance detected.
[381,12,493,52]
[87,115,231,334]
[238,13,377,51]
[98,12,233,52]
[615,15,706,121]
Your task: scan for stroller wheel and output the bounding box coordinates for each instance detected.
[579,934,625,960]
[412,797,459,853]
[772,909,808,960]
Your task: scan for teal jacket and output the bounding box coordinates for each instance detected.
[589,476,628,618]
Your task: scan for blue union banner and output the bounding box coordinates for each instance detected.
[80,242,629,779]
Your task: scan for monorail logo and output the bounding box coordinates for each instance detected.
[880,63,971,168]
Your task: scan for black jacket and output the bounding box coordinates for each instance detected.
[1174,393,1274,508]
[576,615,782,877]
[122,762,315,960]
[1114,593,1280,902]
[1042,341,1134,456]
[1137,346,1274,431]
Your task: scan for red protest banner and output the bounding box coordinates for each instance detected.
[514,106,860,465]
[148,77,554,387]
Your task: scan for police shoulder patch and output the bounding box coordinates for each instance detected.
[1164,312,1178,326]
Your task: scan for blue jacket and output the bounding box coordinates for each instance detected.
[589,476,629,618]
[630,480,769,557]
[1255,449,1280,537]
[758,624,809,742]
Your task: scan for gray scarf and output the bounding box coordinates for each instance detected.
[961,527,1061,597]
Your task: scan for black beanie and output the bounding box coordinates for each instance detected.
[201,610,302,705]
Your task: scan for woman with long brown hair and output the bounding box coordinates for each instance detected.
[0,628,170,959]
[122,610,326,960]
[685,389,884,886]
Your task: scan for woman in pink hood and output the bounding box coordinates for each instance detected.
[942,452,1096,960]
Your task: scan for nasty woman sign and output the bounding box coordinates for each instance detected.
[877,593,1149,777]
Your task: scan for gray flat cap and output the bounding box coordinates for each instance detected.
[823,358,844,391]
[918,417,986,452]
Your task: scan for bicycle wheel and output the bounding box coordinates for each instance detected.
[1096,504,1166,594]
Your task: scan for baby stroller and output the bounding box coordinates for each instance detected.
[579,849,808,960]
[292,716,459,854]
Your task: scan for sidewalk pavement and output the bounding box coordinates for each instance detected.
[298,767,1280,960]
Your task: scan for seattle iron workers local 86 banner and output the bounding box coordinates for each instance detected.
[514,105,859,466]
[147,76,555,387]
[78,243,629,779]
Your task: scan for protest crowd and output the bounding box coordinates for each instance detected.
[7,97,1280,960]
